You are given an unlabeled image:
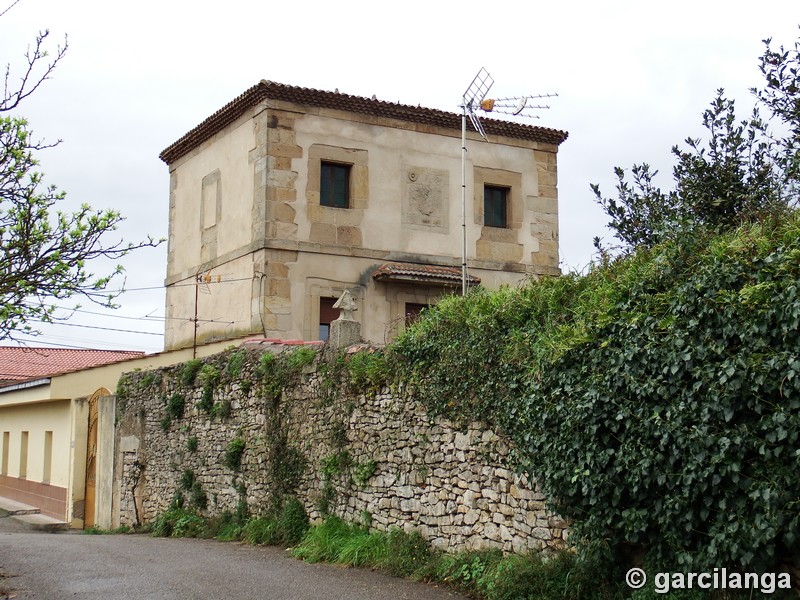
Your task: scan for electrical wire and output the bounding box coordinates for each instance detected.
[9,333,162,352]
[29,319,163,336]
[101,276,256,294]
[8,275,252,351]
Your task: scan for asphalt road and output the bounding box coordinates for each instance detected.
[0,518,467,600]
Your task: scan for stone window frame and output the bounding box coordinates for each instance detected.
[200,169,222,262]
[306,145,369,248]
[306,145,368,212]
[473,166,522,243]
[201,169,222,229]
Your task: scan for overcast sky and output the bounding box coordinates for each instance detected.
[2,0,798,353]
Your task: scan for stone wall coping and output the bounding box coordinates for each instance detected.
[241,338,325,348]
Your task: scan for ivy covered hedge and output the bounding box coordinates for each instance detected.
[390,214,800,573]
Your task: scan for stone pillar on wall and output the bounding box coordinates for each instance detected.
[329,290,361,349]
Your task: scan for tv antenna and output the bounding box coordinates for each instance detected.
[459,68,557,295]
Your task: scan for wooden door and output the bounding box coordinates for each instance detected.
[84,387,109,528]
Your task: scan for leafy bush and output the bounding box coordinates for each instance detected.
[242,516,279,545]
[276,496,310,545]
[480,549,626,600]
[241,497,309,546]
[151,508,206,538]
[382,528,435,578]
[198,363,220,388]
[391,215,800,573]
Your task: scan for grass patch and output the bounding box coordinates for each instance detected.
[83,524,131,535]
[290,518,632,599]
[144,508,638,598]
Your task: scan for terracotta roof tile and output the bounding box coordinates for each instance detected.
[0,346,144,385]
[160,80,569,164]
[372,262,480,286]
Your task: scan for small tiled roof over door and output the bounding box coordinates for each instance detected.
[0,346,144,386]
[371,262,481,286]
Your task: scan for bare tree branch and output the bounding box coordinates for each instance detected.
[2,29,68,113]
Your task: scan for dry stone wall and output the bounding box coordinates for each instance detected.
[113,343,568,553]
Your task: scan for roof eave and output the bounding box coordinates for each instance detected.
[159,80,569,165]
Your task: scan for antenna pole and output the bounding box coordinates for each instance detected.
[461,99,468,296]
[458,68,553,297]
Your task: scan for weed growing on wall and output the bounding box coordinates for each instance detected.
[166,393,185,419]
[225,348,247,379]
[345,349,390,393]
[210,399,231,419]
[180,359,203,386]
[265,435,306,509]
[179,469,207,510]
[196,364,220,413]
[353,459,377,487]
[224,436,245,471]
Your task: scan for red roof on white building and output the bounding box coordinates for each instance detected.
[0,346,144,385]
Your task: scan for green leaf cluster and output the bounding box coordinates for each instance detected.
[0,113,161,340]
[592,35,799,254]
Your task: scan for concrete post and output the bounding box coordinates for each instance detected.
[328,290,361,349]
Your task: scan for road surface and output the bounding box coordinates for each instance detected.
[0,517,466,600]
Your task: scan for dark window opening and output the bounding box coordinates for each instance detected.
[321,162,350,208]
[319,297,340,340]
[484,185,508,228]
[405,303,428,326]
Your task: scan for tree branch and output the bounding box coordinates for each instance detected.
[2,29,68,113]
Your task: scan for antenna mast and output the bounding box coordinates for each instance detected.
[459,68,557,295]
